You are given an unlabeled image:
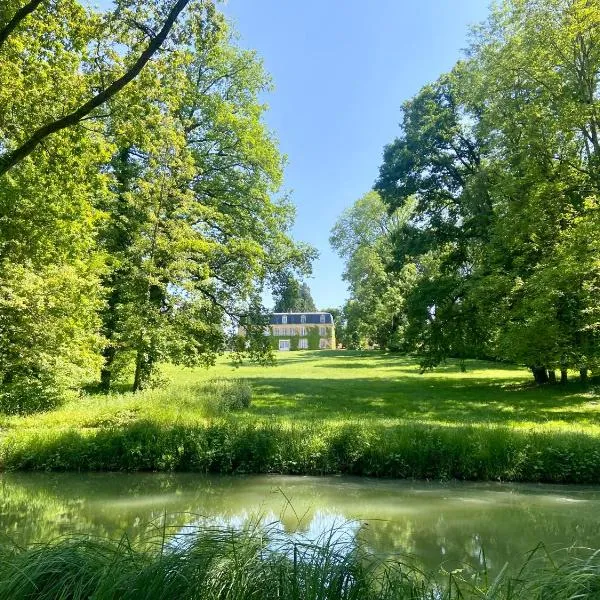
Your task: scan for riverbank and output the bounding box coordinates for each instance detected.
[1,352,599,482]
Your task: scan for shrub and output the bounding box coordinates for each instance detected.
[0,373,65,416]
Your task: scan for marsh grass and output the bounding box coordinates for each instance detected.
[0,522,599,600]
[1,352,600,481]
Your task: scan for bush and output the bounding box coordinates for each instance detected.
[0,373,65,416]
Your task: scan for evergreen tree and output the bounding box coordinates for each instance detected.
[273,275,317,312]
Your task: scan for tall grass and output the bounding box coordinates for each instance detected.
[2,419,600,483]
[0,523,599,600]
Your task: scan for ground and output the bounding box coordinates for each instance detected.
[172,351,600,431]
[1,351,599,480]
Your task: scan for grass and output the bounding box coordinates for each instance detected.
[1,351,600,481]
[0,522,599,600]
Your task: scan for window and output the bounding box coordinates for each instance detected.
[282,315,287,324]
[279,339,290,351]
[298,338,308,349]
[319,326,326,336]
[300,326,306,336]
[320,314,325,323]
[319,338,328,349]
[300,315,306,323]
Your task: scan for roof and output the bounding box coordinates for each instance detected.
[270,312,334,325]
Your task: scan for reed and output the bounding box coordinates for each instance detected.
[0,523,599,600]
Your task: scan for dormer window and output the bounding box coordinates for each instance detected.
[282,315,287,324]
[300,315,306,323]
[320,314,325,323]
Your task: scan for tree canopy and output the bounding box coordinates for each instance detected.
[0,0,313,410]
[272,275,317,313]
[333,0,600,381]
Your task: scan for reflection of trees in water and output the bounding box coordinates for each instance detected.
[2,474,600,578]
[356,504,600,576]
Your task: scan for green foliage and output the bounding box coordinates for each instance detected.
[1,524,600,600]
[0,1,313,407]
[331,0,600,380]
[202,379,252,413]
[268,325,324,350]
[330,192,416,350]
[272,274,317,312]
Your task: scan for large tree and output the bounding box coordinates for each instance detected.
[354,0,600,381]
[0,0,314,408]
[96,11,312,391]
[272,275,317,313]
[0,0,198,176]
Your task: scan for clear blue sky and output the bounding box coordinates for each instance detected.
[219,0,491,309]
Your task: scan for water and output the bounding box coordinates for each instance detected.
[1,473,599,576]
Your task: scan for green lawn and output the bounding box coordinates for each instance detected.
[164,351,600,431]
[1,351,600,480]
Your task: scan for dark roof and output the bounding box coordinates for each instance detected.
[269,312,334,325]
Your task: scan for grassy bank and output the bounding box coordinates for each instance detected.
[1,351,599,481]
[0,525,598,600]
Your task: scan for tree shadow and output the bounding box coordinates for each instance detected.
[246,375,599,425]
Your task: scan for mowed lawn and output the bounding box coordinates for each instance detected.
[3,350,600,434]
[164,351,600,432]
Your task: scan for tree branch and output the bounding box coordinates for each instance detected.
[0,0,45,51]
[0,0,192,177]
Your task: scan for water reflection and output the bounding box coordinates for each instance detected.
[1,473,599,576]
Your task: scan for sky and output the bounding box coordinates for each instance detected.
[218,0,491,309]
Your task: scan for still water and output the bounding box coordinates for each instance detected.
[1,473,599,576]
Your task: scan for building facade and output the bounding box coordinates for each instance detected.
[267,312,335,351]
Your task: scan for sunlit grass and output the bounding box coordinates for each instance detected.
[1,351,599,480]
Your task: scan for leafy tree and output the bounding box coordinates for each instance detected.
[0,0,199,176]
[350,0,600,382]
[330,191,417,350]
[0,0,314,407]
[97,12,311,391]
[273,276,317,313]
[374,65,492,367]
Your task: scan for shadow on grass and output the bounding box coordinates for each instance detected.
[247,375,599,425]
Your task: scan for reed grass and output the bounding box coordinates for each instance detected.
[0,522,599,600]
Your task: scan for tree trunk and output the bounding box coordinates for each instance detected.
[548,370,557,384]
[580,368,589,384]
[560,369,568,384]
[531,366,549,384]
[99,346,116,393]
[133,350,153,392]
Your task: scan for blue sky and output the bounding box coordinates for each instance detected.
[219,0,491,309]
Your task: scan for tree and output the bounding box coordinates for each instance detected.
[344,0,600,381]
[0,0,314,407]
[330,191,417,350]
[467,0,600,380]
[273,275,317,313]
[97,12,312,391]
[0,0,199,176]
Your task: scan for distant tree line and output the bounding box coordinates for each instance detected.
[331,0,600,383]
[0,0,313,413]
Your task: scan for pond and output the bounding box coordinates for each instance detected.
[1,473,599,577]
